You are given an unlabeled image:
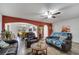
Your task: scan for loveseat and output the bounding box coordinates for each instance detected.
[46,32,72,52]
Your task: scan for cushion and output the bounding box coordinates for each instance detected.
[61,32,67,36]
[55,40,64,48]
[59,35,67,40]
[0,40,9,48]
[47,36,59,39]
[47,39,52,43]
[51,32,60,38]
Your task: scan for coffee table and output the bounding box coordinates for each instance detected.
[31,41,47,55]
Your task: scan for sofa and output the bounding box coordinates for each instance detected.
[46,32,72,52]
[0,40,18,55]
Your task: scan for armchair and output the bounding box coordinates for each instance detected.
[25,32,38,48]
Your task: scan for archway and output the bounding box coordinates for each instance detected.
[5,22,38,37]
[2,15,53,37]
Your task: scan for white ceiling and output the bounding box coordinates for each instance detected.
[0,3,79,23]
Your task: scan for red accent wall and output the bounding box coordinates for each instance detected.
[2,15,53,36]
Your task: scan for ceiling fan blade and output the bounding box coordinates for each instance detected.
[53,12,61,15]
[52,16,56,18]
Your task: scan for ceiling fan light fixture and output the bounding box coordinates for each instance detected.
[41,9,60,19]
[48,14,52,18]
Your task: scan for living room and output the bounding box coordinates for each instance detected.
[0,3,79,55]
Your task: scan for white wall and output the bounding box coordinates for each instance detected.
[54,18,79,43]
[0,14,2,33]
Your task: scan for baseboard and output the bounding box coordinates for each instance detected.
[72,41,79,44]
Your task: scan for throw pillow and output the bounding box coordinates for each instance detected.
[0,40,9,48]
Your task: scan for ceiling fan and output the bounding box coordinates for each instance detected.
[41,10,61,19]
